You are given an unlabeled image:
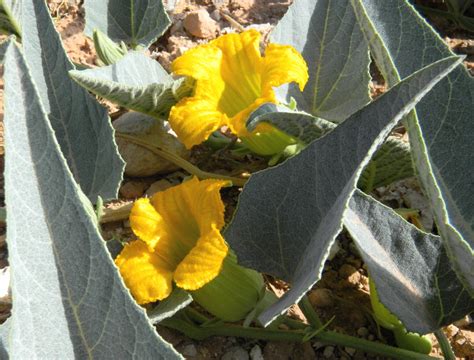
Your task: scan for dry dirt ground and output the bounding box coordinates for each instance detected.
[0,0,472,359]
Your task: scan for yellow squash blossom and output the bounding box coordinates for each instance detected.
[169,30,309,155]
[115,177,267,321]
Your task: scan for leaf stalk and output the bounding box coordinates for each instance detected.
[160,308,437,360]
[115,133,248,187]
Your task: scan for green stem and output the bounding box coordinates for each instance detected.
[434,329,456,360]
[116,133,248,187]
[299,295,323,328]
[161,309,436,360]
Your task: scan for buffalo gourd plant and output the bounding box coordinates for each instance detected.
[0,0,472,359]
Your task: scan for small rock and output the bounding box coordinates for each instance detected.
[183,10,219,39]
[308,288,333,308]
[445,324,459,338]
[180,344,197,357]
[293,342,316,360]
[357,326,369,338]
[339,264,358,278]
[452,329,474,358]
[249,345,263,360]
[368,334,375,341]
[344,347,356,356]
[263,342,294,360]
[453,315,472,328]
[114,112,190,177]
[312,341,325,350]
[339,264,361,286]
[222,346,249,360]
[169,19,184,35]
[322,346,334,358]
[232,0,256,11]
[146,179,174,197]
[210,9,221,21]
[119,181,147,199]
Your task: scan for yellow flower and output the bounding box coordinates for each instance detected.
[115,176,270,322]
[115,177,229,304]
[169,30,308,155]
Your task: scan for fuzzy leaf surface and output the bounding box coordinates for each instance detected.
[148,289,193,324]
[225,56,461,326]
[346,190,474,334]
[3,41,181,359]
[22,0,124,201]
[352,0,474,292]
[248,104,413,191]
[70,51,193,118]
[0,318,9,358]
[85,0,170,47]
[271,0,370,122]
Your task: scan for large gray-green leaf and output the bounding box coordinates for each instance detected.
[0,0,20,38]
[148,289,192,325]
[3,41,181,359]
[22,0,124,201]
[225,56,461,326]
[0,318,10,358]
[70,51,193,119]
[248,104,413,191]
[271,0,370,122]
[85,0,171,48]
[346,190,474,334]
[352,0,474,293]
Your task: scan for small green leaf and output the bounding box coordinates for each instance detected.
[346,190,474,334]
[85,0,171,48]
[225,56,461,326]
[271,0,371,122]
[3,40,181,359]
[93,28,128,65]
[22,0,125,201]
[70,51,193,119]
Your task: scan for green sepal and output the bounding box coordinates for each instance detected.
[240,125,296,156]
[191,252,266,322]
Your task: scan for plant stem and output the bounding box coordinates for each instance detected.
[299,295,323,328]
[99,202,133,224]
[116,133,248,187]
[161,309,436,360]
[434,329,456,360]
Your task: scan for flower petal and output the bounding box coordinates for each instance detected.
[172,45,222,81]
[129,198,165,250]
[115,240,173,304]
[261,43,309,93]
[211,30,263,116]
[182,177,229,233]
[152,177,228,238]
[174,227,228,290]
[169,97,227,149]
